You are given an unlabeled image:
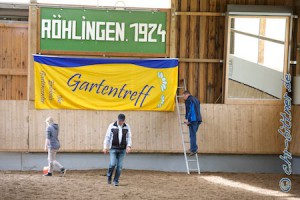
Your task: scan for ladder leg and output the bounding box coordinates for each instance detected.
[176,96,190,174]
[177,79,202,175]
[195,153,201,174]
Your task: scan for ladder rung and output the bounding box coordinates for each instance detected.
[187,160,197,162]
[184,141,190,143]
[189,168,199,171]
[177,86,185,89]
[176,95,184,98]
[182,132,189,134]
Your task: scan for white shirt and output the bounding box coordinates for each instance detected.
[103,122,132,149]
[118,124,123,144]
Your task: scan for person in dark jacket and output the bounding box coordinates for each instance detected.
[43,117,66,177]
[183,91,202,156]
[103,114,132,186]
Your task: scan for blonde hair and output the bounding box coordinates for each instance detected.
[45,116,54,125]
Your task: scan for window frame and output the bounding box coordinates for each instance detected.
[224,15,291,105]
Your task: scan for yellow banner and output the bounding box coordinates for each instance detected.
[34,55,178,111]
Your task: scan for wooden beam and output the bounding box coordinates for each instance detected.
[187,0,199,98]
[0,23,28,28]
[207,0,217,103]
[0,4,28,9]
[0,9,29,18]
[296,18,300,76]
[176,11,224,17]
[0,69,27,76]
[178,0,188,91]
[169,0,177,58]
[258,18,266,64]
[179,58,223,63]
[229,18,235,54]
[222,15,230,104]
[231,29,285,44]
[199,0,208,103]
[28,6,37,101]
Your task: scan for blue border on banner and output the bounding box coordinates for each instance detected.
[33,55,178,69]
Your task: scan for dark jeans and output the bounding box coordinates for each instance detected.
[107,148,126,184]
[189,122,200,152]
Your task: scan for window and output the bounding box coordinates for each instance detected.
[231,17,286,72]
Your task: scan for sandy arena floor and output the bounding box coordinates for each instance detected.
[0,170,300,200]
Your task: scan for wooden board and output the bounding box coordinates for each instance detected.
[174,0,294,103]
[228,80,277,99]
[178,0,189,87]
[26,103,284,154]
[291,106,300,155]
[1,0,298,155]
[28,6,38,101]
[0,22,28,100]
[28,106,181,152]
[199,0,208,103]
[0,101,28,151]
[0,101,288,154]
[187,0,199,98]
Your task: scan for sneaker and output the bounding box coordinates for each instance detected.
[113,182,119,186]
[108,179,112,184]
[43,172,52,176]
[189,152,197,156]
[60,168,67,177]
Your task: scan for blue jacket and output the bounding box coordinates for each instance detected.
[46,123,60,150]
[185,95,202,123]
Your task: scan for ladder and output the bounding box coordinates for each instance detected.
[175,80,201,174]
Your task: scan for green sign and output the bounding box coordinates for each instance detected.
[39,7,168,56]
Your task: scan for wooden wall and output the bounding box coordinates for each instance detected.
[0,101,28,151]
[28,107,181,152]
[25,0,296,103]
[0,22,28,100]
[291,106,300,155]
[292,1,300,156]
[228,80,276,99]
[0,101,285,154]
[0,1,298,155]
[295,0,300,77]
[174,0,294,103]
[200,104,284,154]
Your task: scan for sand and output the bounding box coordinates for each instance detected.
[0,170,300,200]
